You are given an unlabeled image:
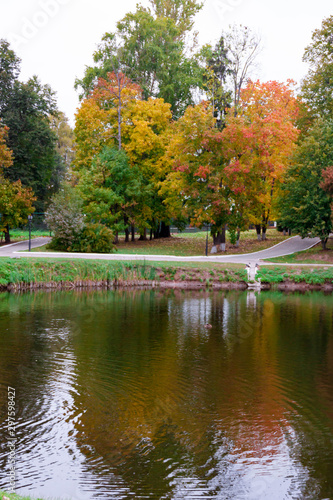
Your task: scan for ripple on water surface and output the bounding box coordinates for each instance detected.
[0,290,333,499]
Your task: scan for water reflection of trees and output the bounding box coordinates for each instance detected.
[68,290,333,498]
[0,290,333,498]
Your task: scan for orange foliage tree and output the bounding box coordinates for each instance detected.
[161,102,243,250]
[222,80,300,239]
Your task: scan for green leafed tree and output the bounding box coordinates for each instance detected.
[78,147,145,243]
[2,76,59,210]
[49,111,75,169]
[0,40,61,211]
[0,39,20,114]
[278,118,333,248]
[74,2,204,117]
[201,36,232,126]
[201,25,261,126]
[301,15,333,121]
[49,112,75,192]
[150,0,203,34]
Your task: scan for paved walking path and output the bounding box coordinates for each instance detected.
[0,235,323,264]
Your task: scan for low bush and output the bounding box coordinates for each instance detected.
[47,223,116,254]
[71,223,116,254]
[44,185,84,250]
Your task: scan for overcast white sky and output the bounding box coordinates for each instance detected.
[1,0,332,125]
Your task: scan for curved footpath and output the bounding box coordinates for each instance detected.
[0,235,326,265]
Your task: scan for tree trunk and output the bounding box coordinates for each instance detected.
[125,227,129,243]
[5,225,10,244]
[211,226,226,253]
[288,229,292,236]
[321,238,328,250]
[131,225,135,242]
[211,232,220,254]
[236,228,241,248]
[255,225,261,241]
[154,221,160,239]
[139,228,147,241]
[160,222,171,238]
[261,226,267,241]
[117,73,122,150]
[150,228,153,241]
[220,225,226,251]
[113,231,119,245]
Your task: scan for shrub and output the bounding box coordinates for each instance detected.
[71,223,116,254]
[45,185,84,250]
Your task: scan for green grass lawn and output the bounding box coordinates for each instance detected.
[28,229,290,257]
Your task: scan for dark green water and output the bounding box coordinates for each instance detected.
[0,289,333,499]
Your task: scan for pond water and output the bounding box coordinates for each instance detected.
[0,289,333,499]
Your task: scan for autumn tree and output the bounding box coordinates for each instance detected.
[161,102,236,251]
[0,178,36,243]
[74,72,142,171]
[321,165,333,196]
[222,80,299,240]
[122,97,173,239]
[75,74,173,239]
[278,119,333,248]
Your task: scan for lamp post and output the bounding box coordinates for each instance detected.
[28,215,33,252]
[205,224,209,256]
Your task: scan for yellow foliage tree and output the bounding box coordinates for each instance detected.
[74,74,174,239]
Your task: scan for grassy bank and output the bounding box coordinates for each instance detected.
[258,266,333,285]
[0,257,247,290]
[1,258,333,290]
